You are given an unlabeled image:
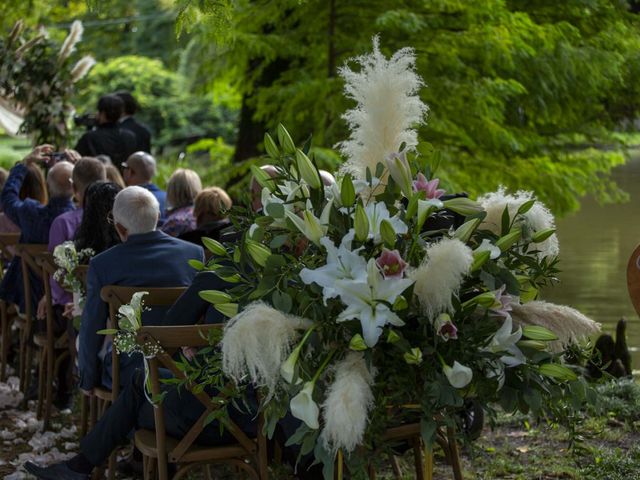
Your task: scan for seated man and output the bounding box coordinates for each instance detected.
[78,186,203,395]
[0,145,74,312]
[122,151,167,222]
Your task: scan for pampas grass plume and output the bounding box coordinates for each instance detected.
[221,302,312,397]
[410,238,473,319]
[479,187,559,259]
[511,300,600,352]
[321,352,375,453]
[58,20,83,62]
[70,55,96,83]
[337,36,428,180]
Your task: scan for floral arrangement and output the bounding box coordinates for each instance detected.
[52,241,94,321]
[0,20,95,145]
[191,40,599,476]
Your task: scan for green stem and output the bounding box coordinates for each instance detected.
[311,349,335,384]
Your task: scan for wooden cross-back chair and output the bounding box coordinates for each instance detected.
[0,233,21,381]
[96,285,187,480]
[134,324,269,480]
[627,243,640,318]
[14,243,48,398]
[71,265,91,436]
[35,252,70,431]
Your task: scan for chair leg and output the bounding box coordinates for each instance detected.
[89,395,97,428]
[107,450,116,480]
[390,455,402,479]
[80,395,88,437]
[413,438,425,480]
[42,346,57,431]
[36,346,46,420]
[21,337,33,409]
[0,301,9,382]
[446,426,463,480]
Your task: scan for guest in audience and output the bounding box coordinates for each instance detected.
[0,146,74,312]
[74,182,122,254]
[161,168,201,237]
[74,94,137,169]
[121,151,166,221]
[78,186,203,394]
[179,186,232,246]
[116,91,152,153]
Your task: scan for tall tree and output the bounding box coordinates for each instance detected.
[175,0,640,214]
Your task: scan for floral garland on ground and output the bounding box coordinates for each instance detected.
[180,40,600,476]
[0,20,95,145]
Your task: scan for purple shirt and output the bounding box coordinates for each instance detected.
[48,208,83,305]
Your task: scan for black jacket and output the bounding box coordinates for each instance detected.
[120,116,152,153]
[75,123,137,169]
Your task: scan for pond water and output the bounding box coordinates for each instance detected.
[543,152,640,373]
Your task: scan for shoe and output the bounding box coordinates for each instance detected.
[24,461,89,480]
[53,393,73,411]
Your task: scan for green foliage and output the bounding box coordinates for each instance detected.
[75,55,238,150]
[176,0,640,214]
[580,446,640,479]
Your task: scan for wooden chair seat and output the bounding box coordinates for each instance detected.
[134,429,252,462]
[32,332,68,350]
[93,386,112,402]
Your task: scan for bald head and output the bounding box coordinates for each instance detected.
[47,161,74,199]
[124,151,156,186]
[251,164,278,212]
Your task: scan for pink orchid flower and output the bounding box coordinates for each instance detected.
[413,173,445,199]
[375,249,408,279]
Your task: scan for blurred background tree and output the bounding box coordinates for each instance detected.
[1,0,640,213]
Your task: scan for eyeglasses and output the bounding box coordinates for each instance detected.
[107,211,114,226]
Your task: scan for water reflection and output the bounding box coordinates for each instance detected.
[543,153,640,372]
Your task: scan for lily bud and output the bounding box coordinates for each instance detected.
[385,151,413,197]
[245,239,271,267]
[250,165,276,192]
[531,228,556,243]
[442,197,483,216]
[454,218,482,243]
[340,174,356,207]
[495,228,522,252]
[214,303,239,318]
[349,334,368,351]
[379,219,396,248]
[295,149,322,189]
[470,250,491,272]
[202,237,227,256]
[198,290,232,304]
[277,123,296,154]
[354,204,370,242]
[264,133,280,159]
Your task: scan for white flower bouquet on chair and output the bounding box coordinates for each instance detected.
[188,38,599,477]
[52,241,94,323]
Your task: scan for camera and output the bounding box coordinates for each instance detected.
[73,113,97,129]
[46,152,67,166]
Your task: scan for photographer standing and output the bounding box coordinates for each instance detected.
[75,94,137,170]
[116,91,152,153]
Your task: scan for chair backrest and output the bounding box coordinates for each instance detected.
[99,286,187,399]
[73,265,90,291]
[627,244,640,318]
[0,232,20,262]
[14,244,48,330]
[135,325,267,478]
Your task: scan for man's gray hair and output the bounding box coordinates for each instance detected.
[46,161,74,198]
[112,186,159,235]
[126,151,156,183]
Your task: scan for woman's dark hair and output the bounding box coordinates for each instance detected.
[19,164,48,204]
[74,181,122,254]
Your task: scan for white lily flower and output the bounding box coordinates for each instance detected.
[475,239,501,260]
[352,201,407,244]
[300,234,367,302]
[290,381,320,429]
[417,198,444,226]
[443,361,473,389]
[484,316,525,367]
[335,258,414,347]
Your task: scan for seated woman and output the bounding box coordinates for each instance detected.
[74,181,122,254]
[161,168,202,237]
[179,186,232,246]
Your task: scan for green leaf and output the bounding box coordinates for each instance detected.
[265,202,285,218]
[420,418,437,447]
[188,259,204,270]
[522,325,558,341]
[199,289,233,304]
[97,328,117,335]
[501,207,510,235]
[272,290,292,313]
[214,303,239,318]
[531,228,556,243]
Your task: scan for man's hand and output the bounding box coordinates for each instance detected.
[63,148,81,164]
[23,144,54,166]
[36,296,47,320]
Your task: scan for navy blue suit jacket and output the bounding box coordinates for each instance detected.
[78,230,204,390]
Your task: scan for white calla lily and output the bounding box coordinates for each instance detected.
[290,381,320,429]
[443,361,473,389]
[335,259,414,347]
